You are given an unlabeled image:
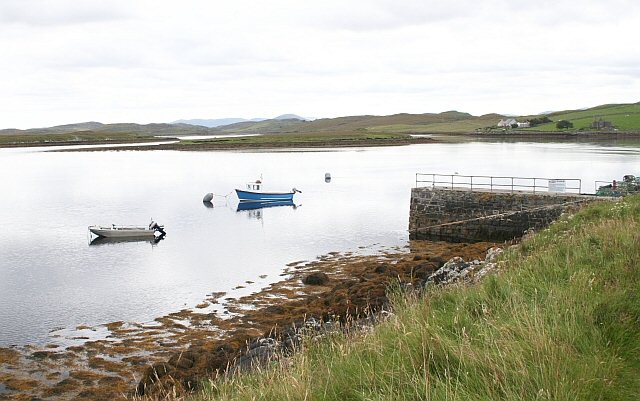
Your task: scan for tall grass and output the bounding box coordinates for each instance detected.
[192,196,640,401]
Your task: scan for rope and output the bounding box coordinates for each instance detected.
[210,192,232,198]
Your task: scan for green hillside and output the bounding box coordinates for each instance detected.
[523,103,640,132]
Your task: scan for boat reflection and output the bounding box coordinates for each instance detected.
[89,233,166,246]
[236,200,297,211]
[236,200,298,220]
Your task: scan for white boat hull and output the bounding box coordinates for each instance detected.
[88,225,157,238]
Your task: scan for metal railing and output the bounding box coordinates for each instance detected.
[415,173,582,194]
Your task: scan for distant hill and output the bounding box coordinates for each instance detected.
[273,114,308,121]
[3,102,639,140]
[208,110,503,135]
[172,118,267,128]
[0,122,216,137]
[174,114,308,128]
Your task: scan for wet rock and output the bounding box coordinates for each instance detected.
[374,264,389,273]
[302,272,329,286]
[230,345,277,374]
[427,256,470,285]
[473,262,497,282]
[485,246,503,263]
[428,256,446,268]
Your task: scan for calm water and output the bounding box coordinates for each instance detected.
[1,141,638,346]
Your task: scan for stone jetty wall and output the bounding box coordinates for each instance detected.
[409,188,596,242]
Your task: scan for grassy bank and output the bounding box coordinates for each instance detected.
[176,132,419,148]
[192,195,640,401]
[0,131,170,147]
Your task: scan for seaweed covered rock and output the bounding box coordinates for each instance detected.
[302,272,329,286]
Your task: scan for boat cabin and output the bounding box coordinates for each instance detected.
[246,180,262,192]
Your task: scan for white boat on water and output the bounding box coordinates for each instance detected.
[88,221,165,238]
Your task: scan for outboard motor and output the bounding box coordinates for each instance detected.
[149,220,166,235]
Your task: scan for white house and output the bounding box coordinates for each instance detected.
[497,118,517,127]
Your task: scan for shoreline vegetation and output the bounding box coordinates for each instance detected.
[1,196,638,400]
[171,194,640,401]
[1,131,639,151]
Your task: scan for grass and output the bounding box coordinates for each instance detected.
[367,115,502,134]
[525,103,640,132]
[177,132,413,146]
[0,131,165,145]
[189,195,640,401]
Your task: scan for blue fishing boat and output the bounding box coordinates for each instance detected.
[235,180,301,202]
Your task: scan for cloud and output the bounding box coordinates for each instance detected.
[304,0,478,31]
[0,0,132,26]
[0,0,639,128]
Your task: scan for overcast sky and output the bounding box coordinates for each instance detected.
[1,0,639,129]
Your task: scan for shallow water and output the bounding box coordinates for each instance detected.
[0,140,638,346]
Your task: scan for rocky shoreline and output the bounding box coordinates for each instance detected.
[0,240,500,400]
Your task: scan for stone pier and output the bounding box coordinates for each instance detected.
[409,187,599,242]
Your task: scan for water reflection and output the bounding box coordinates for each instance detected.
[89,233,166,246]
[236,200,298,220]
[236,200,297,211]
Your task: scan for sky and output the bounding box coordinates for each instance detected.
[1,0,639,129]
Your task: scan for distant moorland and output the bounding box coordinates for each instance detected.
[1,102,639,148]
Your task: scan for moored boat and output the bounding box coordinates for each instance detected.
[88,220,165,238]
[235,180,301,202]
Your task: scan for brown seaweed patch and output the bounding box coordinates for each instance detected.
[88,357,127,374]
[29,350,66,360]
[0,373,41,392]
[0,347,20,365]
[42,377,81,397]
[105,321,125,331]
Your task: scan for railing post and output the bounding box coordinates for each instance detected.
[533,177,536,194]
[470,176,473,191]
[451,175,453,189]
[432,174,435,188]
[490,176,493,192]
